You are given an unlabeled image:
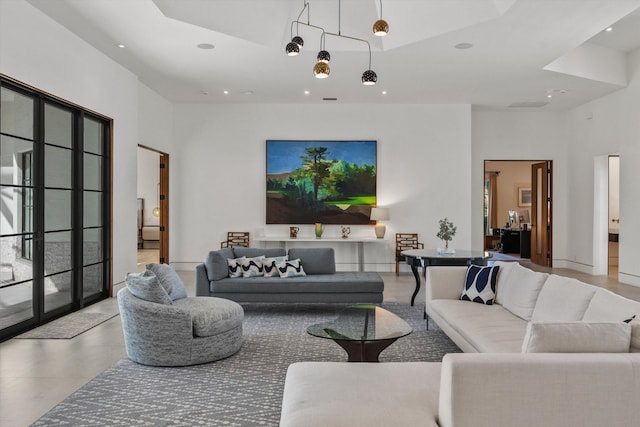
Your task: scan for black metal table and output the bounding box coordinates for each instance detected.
[401,249,492,306]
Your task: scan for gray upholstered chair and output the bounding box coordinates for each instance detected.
[117,263,244,366]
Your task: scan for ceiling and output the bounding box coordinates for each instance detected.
[27,0,640,111]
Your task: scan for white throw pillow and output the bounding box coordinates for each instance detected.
[500,263,547,321]
[263,256,288,277]
[582,288,640,322]
[227,256,246,278]
[493,261,517,305]
[277,258,306,278]
[522,321,631,353]
[241,256,265,277]
[531,275,597,322]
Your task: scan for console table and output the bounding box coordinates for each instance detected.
[253,236,384,272]
[499,228,531,258]
[401,249,492,306]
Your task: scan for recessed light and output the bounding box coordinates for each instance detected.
[547,94,553,98]
[223,90,229,95]
[381,91,387,95]
[116,43,126,49]
[605,27,613,32]
[454,42,473,50]
[304,90,310,95]
[243,90,254,95]
[197,43,215,50]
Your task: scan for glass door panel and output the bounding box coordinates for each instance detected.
[44,271,72,312]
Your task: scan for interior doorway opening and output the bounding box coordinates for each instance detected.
[608,155,619,277]
[483,160,553,267]
[137,145,169,270]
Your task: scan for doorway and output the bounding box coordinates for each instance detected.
[608,156,619,277]
[483,160,553,266]
[137,145,169,270]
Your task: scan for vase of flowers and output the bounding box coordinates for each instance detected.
[436,218,457,253]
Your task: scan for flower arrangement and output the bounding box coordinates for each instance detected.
[436,218,457,249]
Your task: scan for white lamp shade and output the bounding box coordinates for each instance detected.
[370,207,390,221]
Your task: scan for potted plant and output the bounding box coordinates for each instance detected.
[436,218,457,252]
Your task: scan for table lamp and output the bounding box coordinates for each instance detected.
[370,207,390,238]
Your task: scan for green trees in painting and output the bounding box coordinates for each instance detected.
[266,146,376,208]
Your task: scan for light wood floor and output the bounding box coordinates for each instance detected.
[136,249,159,272]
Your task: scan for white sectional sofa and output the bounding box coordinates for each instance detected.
[280,261,640,427]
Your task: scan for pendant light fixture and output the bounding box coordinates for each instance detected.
[373,0,389,36]
[285,0,379,86]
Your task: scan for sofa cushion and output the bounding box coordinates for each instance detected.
[582,288,640,322]
[146,263,188,300]
[631,323,640,353]
[499,262,547,321]
[227,256,245,278]
[205,247,234,281]
[263,255,288,277]
[173,297,244,337]
[126,271,173,305]
[241,256,265,277]
[233,247,286,259]
[521,321,631,353]
[278,258,306,278]
[429,299,527,352]
[531,275,597,322]
[493,261,517,305]
[461,264,499,305]
[287,248,336,275]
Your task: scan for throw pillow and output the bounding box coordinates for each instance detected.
[531,275,597,322]
[460,264,499,305]
[146,263,188,300]
[126,271,173,305]
[499,262,548,321]
[631,323,640,353]
[277,258,306,278]
[241,256,265,278]
[227,256,246,278]
[521,321,631,353]
[263,256,288,277]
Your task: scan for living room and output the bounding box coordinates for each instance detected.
[2,0,640,425]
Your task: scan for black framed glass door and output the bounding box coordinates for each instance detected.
[0,77,111,341]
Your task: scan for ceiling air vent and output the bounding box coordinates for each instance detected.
[508,101,550,108]
[322,97,338,101]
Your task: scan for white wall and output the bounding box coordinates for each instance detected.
[472,111,570,262]
[1,0,140,287]
[171,104,472,271]
[567,48,640,284]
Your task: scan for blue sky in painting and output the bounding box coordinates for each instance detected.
[266,140,377,174]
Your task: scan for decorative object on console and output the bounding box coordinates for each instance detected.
[436,217,457,251]
[341,226,351,239]
[266,140,376,225]
[370,207,389,238]
[289,226,299,238]
[314,222,325,238]
[284,1,379,85]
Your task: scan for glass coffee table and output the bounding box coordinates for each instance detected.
[307,305,413,362]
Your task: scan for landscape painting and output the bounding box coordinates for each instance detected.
[266,140,377,224]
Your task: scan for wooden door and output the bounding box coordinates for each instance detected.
[531,161,552,266]
[159,153,169,264]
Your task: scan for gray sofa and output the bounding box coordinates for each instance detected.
[195,247,383,303]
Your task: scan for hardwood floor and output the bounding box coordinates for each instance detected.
[136,249,159,272]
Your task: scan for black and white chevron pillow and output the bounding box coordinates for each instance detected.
[461,264,500,305]
[277,258,306,278]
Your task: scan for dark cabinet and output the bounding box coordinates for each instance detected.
[499,229,531,258]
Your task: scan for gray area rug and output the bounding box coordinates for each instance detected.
[17,312,119,339]
[33,303,460,426]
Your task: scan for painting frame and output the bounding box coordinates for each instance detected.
[266,140,377,225]
[518,187,532,207]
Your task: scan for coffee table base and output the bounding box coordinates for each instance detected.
[333,338,398,362]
